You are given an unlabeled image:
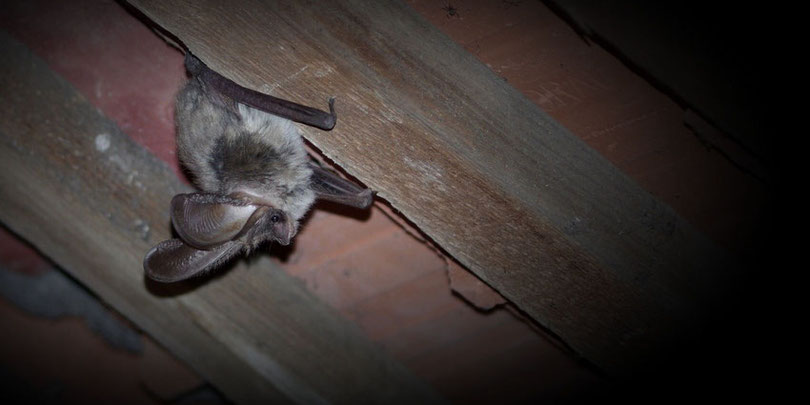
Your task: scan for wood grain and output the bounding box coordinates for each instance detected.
[0,31,442,404]
[125,0,735,376]
[546,0,771,164]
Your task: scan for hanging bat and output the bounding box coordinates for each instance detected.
[143,53,373,283]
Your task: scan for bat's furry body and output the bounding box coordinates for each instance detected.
[176,77,315,223]
[143,54,372,283]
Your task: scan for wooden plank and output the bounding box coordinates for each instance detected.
[545,0,772,165]
[125,0,735,376]
[0,31,442,404]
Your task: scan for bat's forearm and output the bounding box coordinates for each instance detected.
[185,53,337,130]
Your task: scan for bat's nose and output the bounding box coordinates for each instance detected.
[277,221,296,246]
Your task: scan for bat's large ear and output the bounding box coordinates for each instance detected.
[143,239,242,282]
[171,193,267,249]
[310,164,374,209]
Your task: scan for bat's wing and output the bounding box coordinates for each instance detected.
[171,193,268,250]
[310,164,374,208]
[186,53,337,130]
[143,238,242,283]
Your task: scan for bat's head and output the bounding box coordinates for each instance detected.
[170,192,297,249]
[142,192,298,283]
[241,206,296,247]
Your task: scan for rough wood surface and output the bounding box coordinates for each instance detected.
[126,0,734,375]
[545,0,771,164]
[0,31,443,405]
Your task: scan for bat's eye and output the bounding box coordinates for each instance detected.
[270,214,281,223]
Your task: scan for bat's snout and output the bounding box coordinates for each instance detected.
[274,220,296,246]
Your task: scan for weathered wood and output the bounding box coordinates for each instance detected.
[0,31,442,404]
[546,0,771,164]
[126,0,734,376]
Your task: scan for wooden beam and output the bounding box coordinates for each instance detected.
[0,31,442,404]
[545,0,772,164]
[125,0,736,376]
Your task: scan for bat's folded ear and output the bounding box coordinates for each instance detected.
[171,193,264,249]
[143,238,242,283]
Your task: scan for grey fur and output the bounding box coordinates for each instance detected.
[176,77,315,223]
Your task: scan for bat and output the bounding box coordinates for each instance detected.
[143,53,373,283]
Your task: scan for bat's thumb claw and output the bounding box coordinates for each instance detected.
[323,97,337,130]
